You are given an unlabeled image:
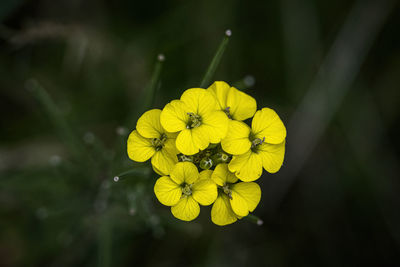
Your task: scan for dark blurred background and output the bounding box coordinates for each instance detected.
[1,0,400,266]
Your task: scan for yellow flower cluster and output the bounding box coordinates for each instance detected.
[127,81,286,226]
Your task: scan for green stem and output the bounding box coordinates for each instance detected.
[26,79,88,162]
[200,29,232,88]
[142,54,165,111]
[244,214,264,226]
[128,54,165,126]
[98,213,112,267]
[113,167,151,182]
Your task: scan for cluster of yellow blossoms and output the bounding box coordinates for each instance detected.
[127,81,286,226]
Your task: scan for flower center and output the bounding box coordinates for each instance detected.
[186,112,202,129]
[222,184,232,199]
[151,133,167,151]
[181,183,192,196]
[224,107,232,119]
[249,132,265,152]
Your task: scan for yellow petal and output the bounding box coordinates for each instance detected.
[202,111,229,143]
[151,149,178,176]
[226,87,257,121]
[163,137,179,155]
[191,125,211,151]
[127,130,155,162]
[171,195,200,221]
[212,163,238,186]
[170,162,199,185]
[211,194,238,226]
[207,81,230,110]
[160,100,188,133]
[180,88,217,116]
[251,108,286,144]
[258,140,285,173]
[154,176,182,206]
[199,170,213,180]
[165,131,178,140]
[231,182,261,212]
[152,164,165,176]
[176,129,200,155]
[221,120,251,155]
[228,150,263,182]
[192,179,218,206]
[230,190,249,217]
[136,109,163,138]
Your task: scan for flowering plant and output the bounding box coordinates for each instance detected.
[127,81,286,226]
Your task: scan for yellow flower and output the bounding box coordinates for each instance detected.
[160,88,229,155]
[127,109,178,175]
[225,108,286,181]
[207,81,257,121]
[154,162,218,221]
[211,164,261,226]
[221,120,252,155]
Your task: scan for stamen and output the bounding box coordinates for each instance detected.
[186,112,202,128]
[222,184,232,199]
[181,183,192,196]
[224,107,232,119]
[251,137,265,149]
[152,133,167,151]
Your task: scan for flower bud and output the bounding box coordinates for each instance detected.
[211,152,230,165]
[179,154,193,162]
[199,158,213,170]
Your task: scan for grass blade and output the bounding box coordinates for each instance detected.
[26,79,88,162]
[200,29,231,88]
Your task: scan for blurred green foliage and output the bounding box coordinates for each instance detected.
[1,0,400,266]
